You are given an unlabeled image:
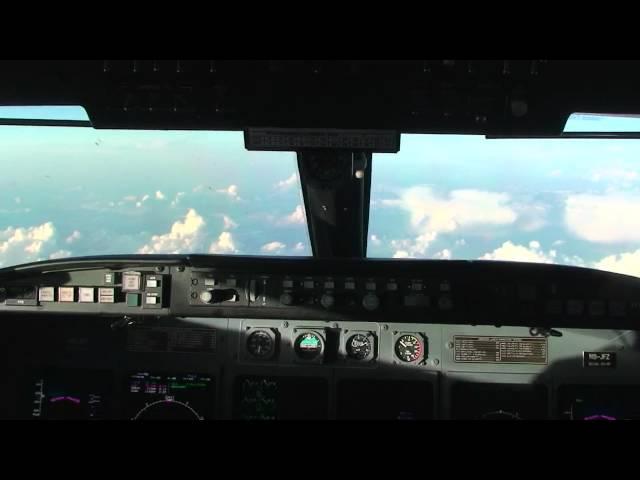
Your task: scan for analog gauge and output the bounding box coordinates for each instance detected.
[294,332,324,361]
[247,330,275,359]
[394,334,423,363]
[346,333,373,360]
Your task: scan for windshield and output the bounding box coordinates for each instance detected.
[0,122,310,268]
[369,134,640,278]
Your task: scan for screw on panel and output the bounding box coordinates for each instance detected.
[282,321,289,328]
[382,324,389,331]
[446,342,454,349]
[177,266,185,272]
[433,359,440,366]
[155,266,164,272]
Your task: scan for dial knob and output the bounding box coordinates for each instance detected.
[280,292,294,306]
[320,293,335,310]
[362,293,380,311]
[199,290,213,303]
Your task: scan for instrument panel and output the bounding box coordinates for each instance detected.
[3,256,640,331]
[3,257,640,420]
[5,314,640,420]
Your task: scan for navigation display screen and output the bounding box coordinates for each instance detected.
[26,369,113,420]
[233,376,328,420]
[558,385,640,420]
[125,372,215,420]
[337,379,434,420]
[451,382,548,420]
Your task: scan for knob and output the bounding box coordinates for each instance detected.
[320,293,335,310]
[199,290,213,303]
[362,293,380,311]
[280,292,294,306]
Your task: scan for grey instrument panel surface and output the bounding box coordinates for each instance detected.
[6,315,640,419]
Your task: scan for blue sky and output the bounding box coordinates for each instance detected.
[2,107,640,278]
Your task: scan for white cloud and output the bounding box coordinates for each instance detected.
[590,168,639,184]
[390,232,437,258]
[170,192,186,207]
[553,240,565,246]
[141,194,150,202]
[208,232,238,254]
[370,234,382,246]
[261,241,286,253]
[138,209,205,254]
[397,187,517,234]
[594,249,640,277]
[566,193,640,243]
[281,205,306,225]
[562,254,586,267]
[49,250,72,260]
[155,191,165,200]
[480,241,555,264]
[222,215,238,230]
[0,222,56,267]
[294,242,306,251]
[217,184,240,200]
[385,187,517,258]
[275,173,298,190]
[66,230,82,244]
[15,197,21,204]
[455,239,466,246]
[433,249,452,260]
[123,195,137,202]
[135,202,142,208]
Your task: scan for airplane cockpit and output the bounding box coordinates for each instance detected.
[2,60,640,420]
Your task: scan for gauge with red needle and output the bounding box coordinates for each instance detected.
[395,334,424,363]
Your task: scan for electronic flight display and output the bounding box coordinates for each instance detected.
[451,382,548,420]
[558,385,640,420]
[233,376,328,420]
[337,379,434,419]
[125,372,215,420]
[27,369,113,420]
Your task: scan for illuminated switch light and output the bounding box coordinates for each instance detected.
[58,287,75,302]
[122,272,141,291]
[38,287,55,302]
[79,287,95,303]
[98,288,115,303]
